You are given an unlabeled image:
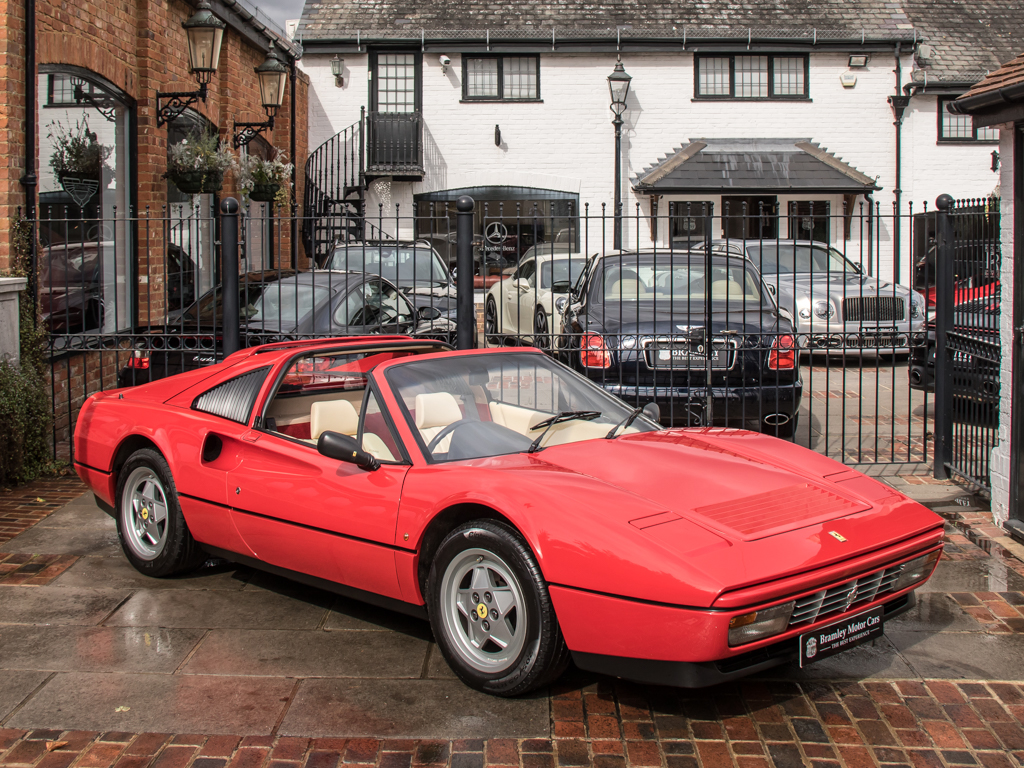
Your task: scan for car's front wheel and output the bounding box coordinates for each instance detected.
[533,308,550,350]
[115,448,205,577]
[427,520,569,696]
[484,298,501,346]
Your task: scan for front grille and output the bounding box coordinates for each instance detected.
[788,563,905,627]
[842,297,906,322]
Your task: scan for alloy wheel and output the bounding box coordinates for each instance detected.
[121,466,169,561]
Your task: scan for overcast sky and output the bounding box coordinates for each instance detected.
[254,0,304,29]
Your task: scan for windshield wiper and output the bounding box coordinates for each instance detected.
[527,410,601,453]
[605,406,643,439]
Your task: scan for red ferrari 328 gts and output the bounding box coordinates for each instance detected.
[75,336,944,696]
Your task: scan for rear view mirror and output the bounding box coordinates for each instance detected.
[642,402,661,423]
[317,431,380,470]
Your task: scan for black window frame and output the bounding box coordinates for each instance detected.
[693,54,810,101]
[937,97,999,144]
[461,54,542,102]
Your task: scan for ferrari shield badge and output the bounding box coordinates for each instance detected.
[476,603,488,619]
[828,531,847,542]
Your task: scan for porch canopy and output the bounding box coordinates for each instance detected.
[632,138,879,195]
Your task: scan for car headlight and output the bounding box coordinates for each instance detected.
[555,296,568,313]
[910,293,925,319]
[813,300,835,319]
[728,601,794,646]
[892,551,941,591]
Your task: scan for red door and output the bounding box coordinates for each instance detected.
[226,430,409,599]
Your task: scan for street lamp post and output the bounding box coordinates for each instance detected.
[233,42,290,148]
[607,57,632,251]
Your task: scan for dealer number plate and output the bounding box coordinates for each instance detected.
[647,342,728,369]
[798,606,884,668]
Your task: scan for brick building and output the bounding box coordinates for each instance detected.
[0,0,310,328]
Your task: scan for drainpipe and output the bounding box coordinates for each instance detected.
[20,0,37,309]
[290,57,298,269]
[888,44,911,283]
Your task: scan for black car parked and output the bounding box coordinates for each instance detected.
[556,251,802,435]
[119,270,459,387]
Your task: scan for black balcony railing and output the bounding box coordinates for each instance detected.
[366,111,423,175]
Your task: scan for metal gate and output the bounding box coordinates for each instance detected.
[931,195,1002,493]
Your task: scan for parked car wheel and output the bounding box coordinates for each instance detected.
[115,449,205,577]
[533,308,550,350]
[485,297,501,345]
[427,520,569,696]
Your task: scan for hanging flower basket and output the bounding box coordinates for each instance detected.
[170,170,224,195]
[248,183,280,203]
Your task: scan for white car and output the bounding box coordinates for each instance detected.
[484,252,587,348]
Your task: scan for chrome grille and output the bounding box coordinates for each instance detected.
[842,297,906,322]
[788,563,904,627]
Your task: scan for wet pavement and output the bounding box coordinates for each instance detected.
[1,478,1023,766]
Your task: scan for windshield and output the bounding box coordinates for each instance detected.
[386,353,659,462]
[590,257,765,304]
[326,246,448,286]
[185,281,329,327]
[746,244,857,274]
[540,259,586,291]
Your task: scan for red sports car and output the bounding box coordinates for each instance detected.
[74,336,944,696]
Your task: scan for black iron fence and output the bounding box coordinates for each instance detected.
[29,194,1000,487]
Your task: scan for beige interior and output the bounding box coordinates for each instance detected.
[489,401,547,433]
[710,279,750,300]
[414,392,463,452]
[607,279,648,300]
[310,399,359,440]
[267,390,363,426]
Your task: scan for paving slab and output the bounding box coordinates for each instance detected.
[426,645,458,679]
[0,625,205,674]
[181,628,429,678]
[918,557,1024,594]
[6,672,294,734]
[884,591,984,632]
[755,635,918,681]
[324,594,433,638]
[887,630,1024,680]
[106,588,333,630]
[52,555,253,591]
[29,494,109,524]
[0,519,121,557]
[0,670,50,720]
[0,585,131,626]
[278,678,549,738]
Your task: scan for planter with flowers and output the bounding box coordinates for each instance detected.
[165,131,235,195]
[48,116,111,207]
[237,150,294,207]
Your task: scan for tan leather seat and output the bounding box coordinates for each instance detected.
[414,392,464,451]
[711,280,747,301]
[310,399,359,440]
[489,401,546,436]
[607,278,647,300]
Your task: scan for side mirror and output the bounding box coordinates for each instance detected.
[778,307,795,323]
[642,402,661,423]
[513,278,530,291]
[317,431,380,471]
[418,305,443,321]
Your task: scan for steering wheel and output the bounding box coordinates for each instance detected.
[426,418,476,454]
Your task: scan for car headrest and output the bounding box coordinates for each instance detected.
[414,392,463,430]
[310,399,359,440]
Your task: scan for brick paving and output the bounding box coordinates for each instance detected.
[0,476,87,546]
[0,553,80,585]
[2,679,1024,767]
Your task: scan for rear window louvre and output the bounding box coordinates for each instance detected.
[192,367,271,424]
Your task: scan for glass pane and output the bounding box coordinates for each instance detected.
[977,125,999,141]
[503,57,537,99]
[942,102,973,139]
[466,58,499,98]
[735,56,768,98]
[37,72,131,333]
[377,53,416,112]
[773,57,804,96]
[361,390,402,462]
[698,57,730,95]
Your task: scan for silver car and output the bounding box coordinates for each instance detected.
[699,240,926,352]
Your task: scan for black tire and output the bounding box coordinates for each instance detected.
[484,297,501,346]
[427,519,570,697]
[533,308,550,350]
[115,448,205,577]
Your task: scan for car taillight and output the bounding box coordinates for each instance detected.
[768,334,796,370]
[580,333,611,368]
[127,351,150,370]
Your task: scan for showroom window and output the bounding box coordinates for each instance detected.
[669,201,714,247]
[695,55,808,99]
[938,98,999,142]
[38,67,134,334]
[463,55,540,101]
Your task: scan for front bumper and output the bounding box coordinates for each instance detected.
[595,380,802,428]
[571,592,915,688]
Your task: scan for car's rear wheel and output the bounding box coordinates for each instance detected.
[115,448,204,577]
[427,520,569,696]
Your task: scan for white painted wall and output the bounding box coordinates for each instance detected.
[302,49,1002,282]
